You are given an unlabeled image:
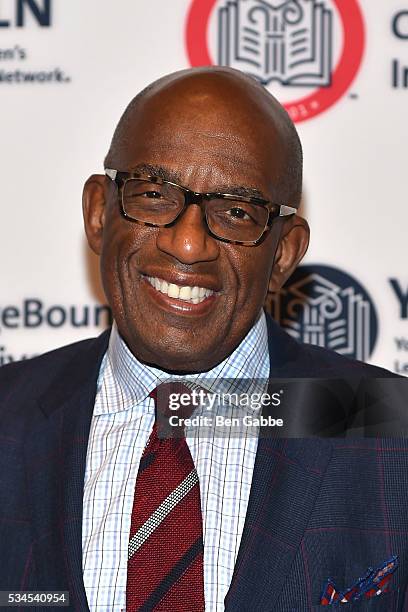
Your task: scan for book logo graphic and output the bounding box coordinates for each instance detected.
[185,0,365,122]
[268,265,378,361]
[218,0,332,88]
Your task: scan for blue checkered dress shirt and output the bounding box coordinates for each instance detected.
[82,311,270,611]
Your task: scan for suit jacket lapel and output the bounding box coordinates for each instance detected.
[225,437,332,610]
[24,331,110,610]
[225,314,333,610]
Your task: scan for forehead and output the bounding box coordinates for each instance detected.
[133,130,268,191]
[113,81,289,197]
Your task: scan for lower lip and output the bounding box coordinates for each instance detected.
[142,278,217,316]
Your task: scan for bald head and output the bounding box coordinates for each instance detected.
[105,67,302,207]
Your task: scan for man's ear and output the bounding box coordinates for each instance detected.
[269,215,310,293]
[82,174,107,256]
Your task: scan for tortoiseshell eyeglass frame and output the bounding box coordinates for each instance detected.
[105,168,297,246]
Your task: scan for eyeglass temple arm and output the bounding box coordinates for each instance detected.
[279,205,297,216]
[105,168,117,180]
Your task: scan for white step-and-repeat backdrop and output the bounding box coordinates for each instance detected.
[0,0,407,373]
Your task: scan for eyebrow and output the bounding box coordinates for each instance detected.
[131,163,268,200]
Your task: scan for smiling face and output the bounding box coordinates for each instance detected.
[83,68,308,372]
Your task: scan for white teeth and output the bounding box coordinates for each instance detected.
[168,283,180,299]
[146,276,215,303]
[179,286,192,300]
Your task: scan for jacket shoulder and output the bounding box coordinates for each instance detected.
[0,331,110,401]
[303,342,395,377]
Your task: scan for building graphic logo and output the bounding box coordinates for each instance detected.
[269,265,378,361]
[185,0,365,122]
[218,0,333,87]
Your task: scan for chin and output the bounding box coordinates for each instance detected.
[148,348,213,374]
[135,339,219,374]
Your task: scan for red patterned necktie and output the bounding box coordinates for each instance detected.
[126,382,205,611]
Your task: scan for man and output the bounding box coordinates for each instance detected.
[0,67,407,611]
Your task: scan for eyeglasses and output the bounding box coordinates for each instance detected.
[105,169,297,246]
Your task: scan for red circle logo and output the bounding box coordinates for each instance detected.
[185,0,365,123]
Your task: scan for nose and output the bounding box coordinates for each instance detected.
[156,204,220,265]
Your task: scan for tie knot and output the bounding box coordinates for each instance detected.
[150,382,196,439]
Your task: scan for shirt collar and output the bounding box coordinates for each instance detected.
[95,311,270,415]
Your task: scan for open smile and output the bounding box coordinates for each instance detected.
[141,274,219,315]
[145,275,214,303]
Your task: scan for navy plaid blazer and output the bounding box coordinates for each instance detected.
[0,316,407,611]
